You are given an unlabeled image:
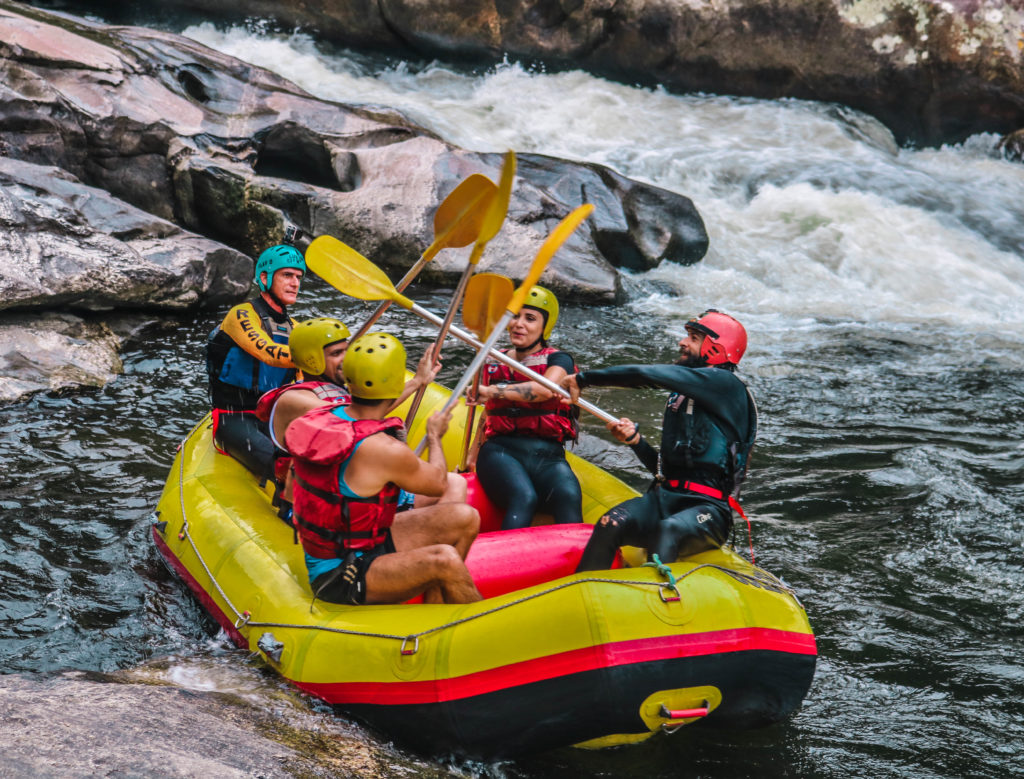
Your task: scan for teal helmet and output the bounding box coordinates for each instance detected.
[254,244,305,292]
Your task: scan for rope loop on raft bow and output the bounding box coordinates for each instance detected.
[643,554,682,601]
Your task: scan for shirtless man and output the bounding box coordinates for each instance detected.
[259,330,481,605]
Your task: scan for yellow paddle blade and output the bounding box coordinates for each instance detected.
[466,150,517,266]
[462,273,515,338]
[305,235,413,309]
[430,173,497,252]
[482,151,516,243]
[507,203,594,314]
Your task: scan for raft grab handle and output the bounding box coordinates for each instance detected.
[659,701,710,733]
[400,637,419,655]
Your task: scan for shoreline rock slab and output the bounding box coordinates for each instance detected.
[0,156,251,313]
[0,671,421,777]
[0,313,122,405]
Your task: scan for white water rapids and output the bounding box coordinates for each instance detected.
[187,24,1024,372]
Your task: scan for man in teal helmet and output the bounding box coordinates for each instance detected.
[205,244,306,482]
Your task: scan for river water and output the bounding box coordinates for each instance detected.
[4,12,1024,778]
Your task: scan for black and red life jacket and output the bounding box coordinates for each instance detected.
[483,347,578,443]
[283,405,404,557]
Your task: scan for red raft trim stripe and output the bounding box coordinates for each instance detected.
[152,526,249,649]
[297,627,818,706]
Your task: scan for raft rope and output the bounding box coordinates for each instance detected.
[171,423,798,652]
[231,561,795,651]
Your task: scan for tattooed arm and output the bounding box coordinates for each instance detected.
[473,350,575,404]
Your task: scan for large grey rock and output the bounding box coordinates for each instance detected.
[0,157,251,312]
[0,671,426,777]
[999,127,1024,162]
[0,312,122,405]
[0,2,709,305]
[151,0,1024,147]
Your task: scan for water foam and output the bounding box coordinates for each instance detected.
[184,25,1024,342]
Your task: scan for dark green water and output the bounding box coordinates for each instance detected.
[4,278,1024,777]
[6,2,1024,775]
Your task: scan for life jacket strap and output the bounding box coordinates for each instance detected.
[729,495,755,565]
[293,513,380,544]
[294,473,345,505]
[664,479,725,500]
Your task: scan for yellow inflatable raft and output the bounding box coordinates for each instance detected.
[151,382,816,758]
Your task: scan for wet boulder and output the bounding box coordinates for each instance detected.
[998,128,1024,163]
[0,313,122,405]
[0,157,251,313]
[0,152,249,406]
[0,672,393,777]
[0,2,709,306]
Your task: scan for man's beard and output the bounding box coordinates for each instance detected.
[675,353,707,368]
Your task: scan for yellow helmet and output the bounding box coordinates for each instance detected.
[289,318,350,375]
[523,285,559,341]
[343,333,407,400]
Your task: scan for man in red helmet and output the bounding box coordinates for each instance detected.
[561,310,758,570]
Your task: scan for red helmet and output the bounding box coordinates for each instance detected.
[686,310,747,366]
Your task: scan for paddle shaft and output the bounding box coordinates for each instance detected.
[351,179,494,341]
[406,301,617,425]
[458,370,484,471]
[402,261,475,427]
[413,309,514,455]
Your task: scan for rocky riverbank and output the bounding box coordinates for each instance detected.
[0,670,453,777]
[0,1,709,404]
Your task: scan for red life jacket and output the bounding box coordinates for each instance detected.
[483,347,578,443]
[254,380,351,423]
[284,405,404,557]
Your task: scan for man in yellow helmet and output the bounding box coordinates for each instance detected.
[259,317,440,430]
[261,332,481,605]
[256,317,445,518]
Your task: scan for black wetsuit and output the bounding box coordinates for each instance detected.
[573,363,756,571]
[475,350,584,530]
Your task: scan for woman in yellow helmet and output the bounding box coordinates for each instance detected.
[468,286,583,529]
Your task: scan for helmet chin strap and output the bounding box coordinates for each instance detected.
[264,288,288,312]
[518,335,545,353]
